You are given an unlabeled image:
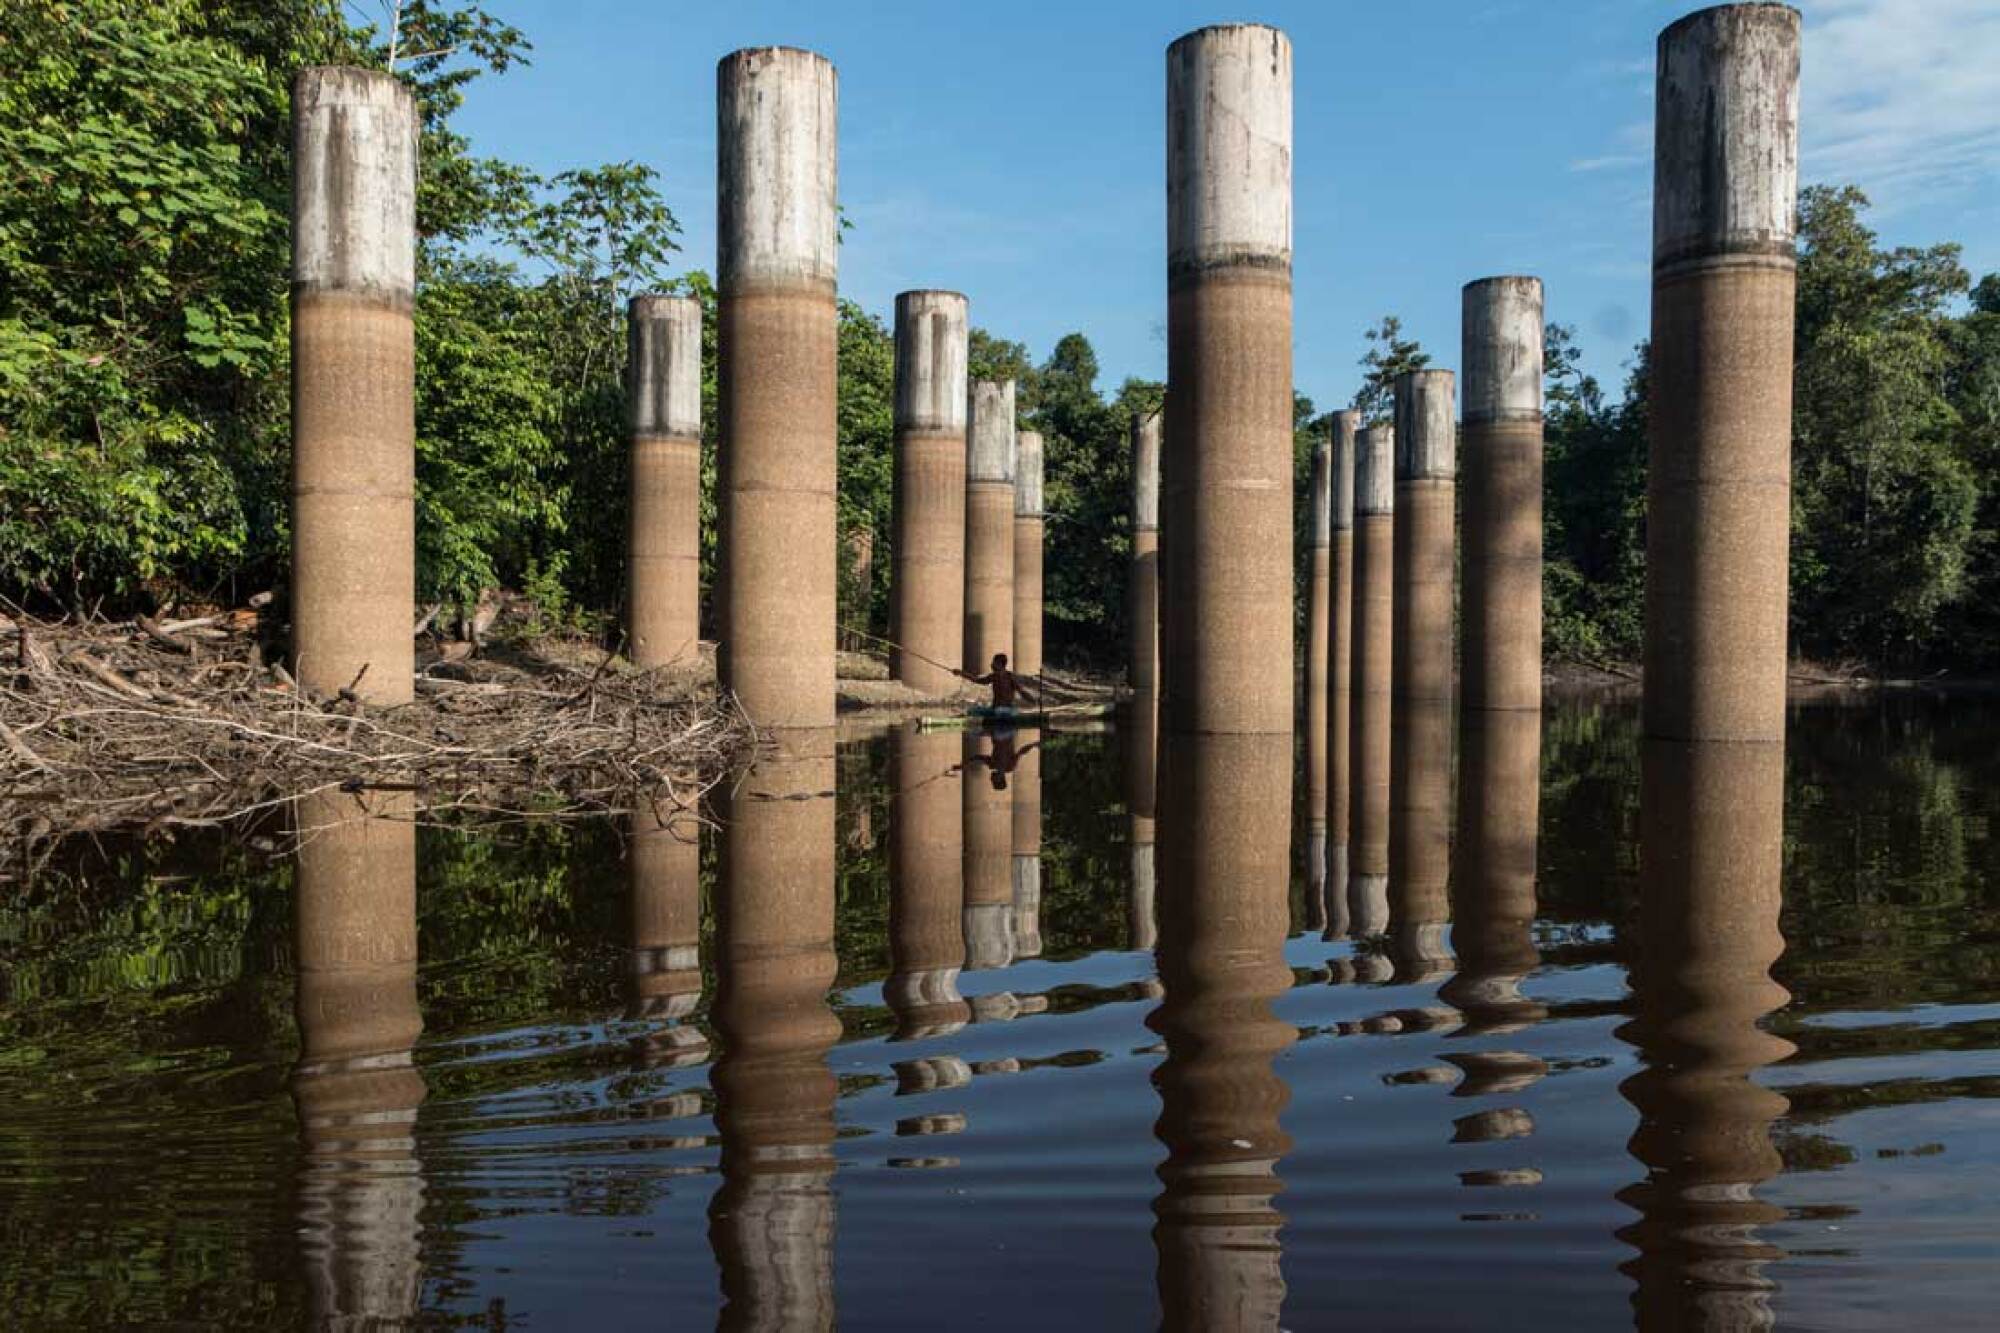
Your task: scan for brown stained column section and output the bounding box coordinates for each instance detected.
[291,68,417,706]
[1127,692,1160,951]
[1461,277,1544,712]
[717,48,839,728]
[1152,732,1295,1331]
[1013,431,1046,679]
[890,291,970,695]
[627,295,704,669]
[962,729,1015,970]
[1646,5,1799,745]
[291,790,423,1325]
[1391,369,1457,708]
[889,726,969,1038]
[1347,422,1394,935]
[1130,410,1163,695]
[963,381,1016,673]
[1305,436,1333,868]
[628,804,708,1067]
[1622,737,1790,1326]
[710,734,839,1329]
[1011,738,1044,958]
[1164,25,1294,737]
[1442,709,1546,1036]
[1324,412,1358,939]
[1387,699,1454,981]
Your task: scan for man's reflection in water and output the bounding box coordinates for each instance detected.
[959,728,1040,977]
[888,726,970,1040]
[1126,694,1160,952]
[1388,698,1456,983]
[628,801,708,1069]
[708,735,840,1332]
[1151,733,1296,1331]
[1619,739,1792,1331]
[1011,730,1045,958]
[291,789,426,1329]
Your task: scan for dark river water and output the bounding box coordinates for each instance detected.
[2,692,1996,1329]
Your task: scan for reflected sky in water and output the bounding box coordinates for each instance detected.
[2,694,1998,1328]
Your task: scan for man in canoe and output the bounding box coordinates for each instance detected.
[956,653,1038,717]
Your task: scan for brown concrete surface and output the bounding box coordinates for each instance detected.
[1442,708,1545,1033]
[1461,277,1543,713]
[1392,370,1456,709]
[1128,691,1160,952]
[290,67,418,707]
[627,294,703,669]
[891,291,969,695]
[1327,410,1358,935]
[628,803,708,1066]
[889,726,968,1038]
[1131,412,1163,695]
[1645,5,1799,746]
[1306,437,1332,834]
[1347,423,1394,935]
[1387,698,1454,982]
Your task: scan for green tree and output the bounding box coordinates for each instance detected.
[1352,315,1430,424]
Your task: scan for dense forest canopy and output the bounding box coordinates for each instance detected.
[3,1,1996,670]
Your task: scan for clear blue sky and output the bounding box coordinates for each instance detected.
[452,0,2000,409]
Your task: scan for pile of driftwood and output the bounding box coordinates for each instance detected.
[2,601,754,846]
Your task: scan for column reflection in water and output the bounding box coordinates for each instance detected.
[1387,699,1455,981]
[961,730,1018,973]
[291,790,425,1328]
[628,802,708,1068]
[1011,736,1044,959]
[1151,733,1296,1331]
[1127,694,1160,952]
[888,726,969,1040]
[1619,739,1791,1330]
[708,735,840,1332]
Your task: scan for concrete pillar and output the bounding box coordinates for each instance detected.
[890,291,969,695]
[1163,24,1294,737]
[290,67,417,706]
[1013,430,1046,678]
[1347,423,1394,935]
[716,47,839,728]
[1646,4,1799,745]
[962,729,1015,969]
[1151,731,1295,1331]
[1387,699,1454,981]
[291,790,424,1326]
[1391,369,1456,707]
[964,380,1016,673]
[1442,709,1545,1036]
[1325,411,1358,940]
[1462,277,1543,712]
[627,294,703,669]
[1130,410,1163,694]
[888,727,968,1038]
[1011,737,1044,958]
[1305,436,1332,909]
[1621,736,1791,1327]
[628,804,708,1066]
[709,734,839,1330]
[1127,692,1160,951]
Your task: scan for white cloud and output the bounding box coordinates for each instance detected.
[1802,0,2000,205]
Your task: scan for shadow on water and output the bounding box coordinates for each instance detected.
[1,693,1998,1326]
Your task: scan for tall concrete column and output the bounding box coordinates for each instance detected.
[627,295,703,669]
[717,48,839,728]
[962,729,1015,970]
[628,805,707,1066]
[1130,410,1163,695]
[1461,277,1543,712]
[291,67,417,706]
[1152,732,1295,1331]
[889,726,969,1039]
[1387,699,1454,981]
[890,291,969,695]
[1391,369,1457,708]
[964,380,1016,673]
[292,790,424,1326]
[1010,738,1043,958]
[1646,5,1799,745]
[1013,430,1046,678]
[1305,435,1332,855]
[1347,423,1394,935]
[1325,411,1358,939]
[1163,24,1294,736]
[710,735,839,1330]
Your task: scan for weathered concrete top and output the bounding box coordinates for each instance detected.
[1394,370,1457,482]
[1462,277,1543,424]
[1356,423,1395,516]
[1308,439,1332,548]
[292,66,418,301]
[967,380,1017,483]
[1166,24,1292,276]
[627,294,702,437]
[1132,411,1162,530]
[1654,4,1799,267]
[717,47,839,289]
[1330,410,1359,530]
[1015,431,1045,516]
[893,290,969,432]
